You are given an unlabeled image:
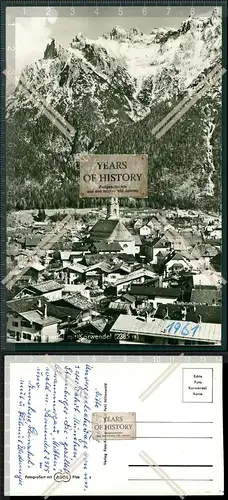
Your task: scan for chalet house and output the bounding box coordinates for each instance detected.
[143,236,172,262]
[165,251,197,275]
[22,263,45,283]
[107,301,132,315]
[115,268,157,294]
[194,244,218,264]
[147,217,163,232]
[163,229,189,250]
[107,263,130,280]
[53,264,87,285]
[60,250,89,268]
[84,262,112,286]
[129,285,181,305]
[7,296,62,343]
[116,253,137,267]
[62,284,91,299]
[82,316,109,337]
[13,280,64,302]
[143,229,189,263]
[53,293,95,327]
[179,272,221,301]
[89,219,141,255]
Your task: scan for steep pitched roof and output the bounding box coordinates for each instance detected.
[116,268,156,286]
[61,293,92,310]
[90,219,134,242]
[194,244,218,258]
[28,263,45,272]
[19,310,61,326]
[210,251,221,267]
[82,254,111,266]
[89,317,108,332]
[86,261,112,273]
[133,233,142,245]
[7,296,62,324]
[63,264,87,273]
[8,295,48,313]
[29,280,63,293]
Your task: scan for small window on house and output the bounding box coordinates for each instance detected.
[7,329,15,337]
[23,333,32,340]
[21,320,31,328]
[12,321,18,327]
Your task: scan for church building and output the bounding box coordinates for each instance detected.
[89,198,141,255]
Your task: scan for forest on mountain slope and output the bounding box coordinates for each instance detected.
[6,81,221,213]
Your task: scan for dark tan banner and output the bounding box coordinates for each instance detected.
[79,154,148,198]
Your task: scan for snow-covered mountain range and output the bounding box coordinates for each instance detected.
[6,9,222,211]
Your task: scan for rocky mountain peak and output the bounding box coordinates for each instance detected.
[44,38,59,59]
[6,11,222,212]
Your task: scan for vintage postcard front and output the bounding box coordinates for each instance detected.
[4,355,223,496]
[4,4,225,349]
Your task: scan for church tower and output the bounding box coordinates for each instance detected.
[106,197,120,219]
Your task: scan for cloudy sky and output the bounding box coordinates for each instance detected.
[6,5,221,77]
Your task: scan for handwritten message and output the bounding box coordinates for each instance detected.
[14,363,103,493]
[166,321,200,337]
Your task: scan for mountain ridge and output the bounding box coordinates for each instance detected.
[6,10,222,211]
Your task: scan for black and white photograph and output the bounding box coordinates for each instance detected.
[5,4,224,346]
